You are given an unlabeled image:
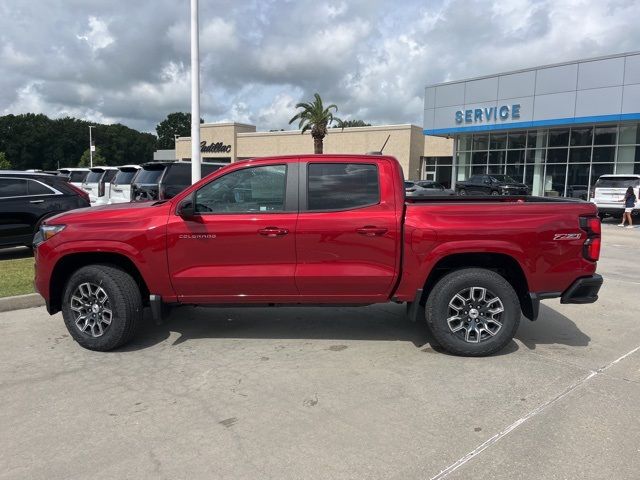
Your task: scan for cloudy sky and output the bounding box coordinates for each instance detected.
[1,0,639,133]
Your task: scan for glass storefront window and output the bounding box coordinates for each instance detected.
[619,125,640,145]
[594,126,617,145]
[453,122,640,197]
[570,127,593,146]
[506,164,525,182]
[569,147,591,163]
[566,164,590,199]
[526,149,546,164]
[507,150,525,164]
[508,132,526,149]
[488,151,505,164]
[473,134,488,150]
[458,136,472,151]
[547,148,568,163]
[548,129,569,147]
[527,130,547,149]
[544,164,567,196]
[617,145,639,164]
[472,151,487,165]
[592,146,615,163]
[489,133,507,149]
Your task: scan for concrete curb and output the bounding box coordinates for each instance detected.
[0,293,45,313]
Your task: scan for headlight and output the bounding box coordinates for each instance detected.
[38,224,66,243]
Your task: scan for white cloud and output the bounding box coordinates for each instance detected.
[76,16,114,52]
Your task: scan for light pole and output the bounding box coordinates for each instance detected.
[88,126,95,168]
[190,0,201,183]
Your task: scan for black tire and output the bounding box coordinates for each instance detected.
[458,188,466,196]
[491,190,500,196]
[425,268,520,356]
[62,264,142,351]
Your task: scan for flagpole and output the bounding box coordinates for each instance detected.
[190,0,201,183]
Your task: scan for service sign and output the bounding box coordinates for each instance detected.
[455,104,521,124]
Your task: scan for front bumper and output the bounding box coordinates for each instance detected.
[560,274,603,304]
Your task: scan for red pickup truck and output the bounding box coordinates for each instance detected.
[34,154,602,356]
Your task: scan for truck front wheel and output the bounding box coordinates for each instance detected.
[61,264,143,351]
[425,268,520,356]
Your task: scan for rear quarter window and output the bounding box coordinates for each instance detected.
[69,171,88,182]
[307,163,379,211]
[113,169,138,185]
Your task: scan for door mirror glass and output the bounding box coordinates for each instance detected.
[177,195,195,218]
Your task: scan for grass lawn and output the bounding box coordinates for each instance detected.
[0,257,35,298]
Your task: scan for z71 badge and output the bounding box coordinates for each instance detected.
[553,233,582,240]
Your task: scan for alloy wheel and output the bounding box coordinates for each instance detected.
[446,286,504,343]
[70,282,113,337]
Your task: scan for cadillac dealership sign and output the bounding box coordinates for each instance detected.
[201,141,232,153]
[455,104,521,124]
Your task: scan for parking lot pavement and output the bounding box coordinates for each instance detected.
[1,224,639,480]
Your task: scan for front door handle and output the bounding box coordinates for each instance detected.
[356,226,388,237]
[30,199,45,204]
[258,226,289,237]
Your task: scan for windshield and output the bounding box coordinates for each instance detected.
[113,169,138,185]
[85,171,104,183]
[490,175,517,183]
[135,167,165,184]
[595,176,640,188]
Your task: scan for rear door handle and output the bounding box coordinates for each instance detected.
[356,226,388,237]
[258,226,289,237]
[30,199,44,204]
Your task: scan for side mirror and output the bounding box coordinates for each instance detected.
[177,195,196,218]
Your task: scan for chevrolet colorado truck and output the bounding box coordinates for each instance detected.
[33,155,603,356]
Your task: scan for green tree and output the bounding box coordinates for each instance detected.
[78,147,107,167]
[156,112,203,149]
[333,119,371,128]
[289,93,342,154]
[0,152,10,170]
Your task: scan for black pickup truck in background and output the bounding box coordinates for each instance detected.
[456,174,529,196]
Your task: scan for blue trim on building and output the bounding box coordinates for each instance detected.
[423,113,640,136]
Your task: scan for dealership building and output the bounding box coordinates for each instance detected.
[424,51,640,197]
[175,123,453,183]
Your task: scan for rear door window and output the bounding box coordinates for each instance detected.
[307,163,379,211]
[0,178,28,198]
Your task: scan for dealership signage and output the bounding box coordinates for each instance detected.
[455,104,521,124]
[201,141,232,153]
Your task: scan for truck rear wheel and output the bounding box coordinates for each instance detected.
[61,264,142,351]
[425,268,520,356]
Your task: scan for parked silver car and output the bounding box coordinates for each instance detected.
[405,180,455,197]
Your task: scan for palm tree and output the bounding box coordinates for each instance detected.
[289,93,342,154]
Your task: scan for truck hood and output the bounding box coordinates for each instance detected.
[46,200,171,225]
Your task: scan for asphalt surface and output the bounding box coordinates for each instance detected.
[1,221,639,480]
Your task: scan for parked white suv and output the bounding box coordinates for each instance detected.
[593,174,640,219]
[82,166,118,206]
[108,165,140,204]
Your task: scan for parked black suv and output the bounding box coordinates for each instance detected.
[132,161,226,202]
[0,171,90,248]
[456,174,529,196]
